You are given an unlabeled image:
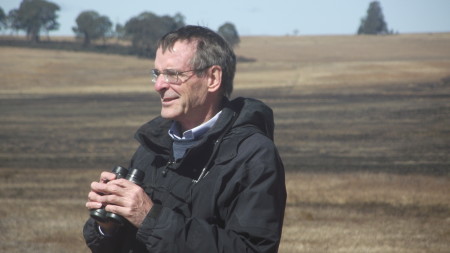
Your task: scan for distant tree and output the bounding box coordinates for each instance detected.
[0,7,6,31]
[73,11,112,47]
[0,7,9,33]
[7,9,20,34]
[9,0,60,42]
[217,22,240,48]
[114,23,126,40]
[357,1,390,35]
[125,12,185,58]
[172,13,185,29]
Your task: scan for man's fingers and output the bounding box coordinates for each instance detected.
[104,203,124,215]
[86,201,103,210]
[91,181,121,194]
[99,171,117,183]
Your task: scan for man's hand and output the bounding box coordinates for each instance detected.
[86,171,117,210]
[86,171,120,233]
[87,174,153,228]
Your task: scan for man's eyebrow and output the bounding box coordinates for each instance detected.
[162,69,178,73]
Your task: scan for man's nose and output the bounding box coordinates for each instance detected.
[154,75,169,91]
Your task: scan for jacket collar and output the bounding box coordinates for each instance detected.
[134,96,274,153]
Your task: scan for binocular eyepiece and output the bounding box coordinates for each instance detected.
[89,166,145,225]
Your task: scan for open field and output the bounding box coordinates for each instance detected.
[1,33,450,252]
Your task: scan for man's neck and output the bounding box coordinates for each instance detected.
[179,97,224,132]
[170,110,222,140]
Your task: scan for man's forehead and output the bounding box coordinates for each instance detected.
[155,41,196,67]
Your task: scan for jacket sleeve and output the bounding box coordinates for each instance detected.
[83,218,123,253]
[135,134,287,253]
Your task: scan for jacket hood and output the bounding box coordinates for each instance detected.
[221,97,275,140]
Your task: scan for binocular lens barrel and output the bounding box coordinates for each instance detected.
[125,168,145,185]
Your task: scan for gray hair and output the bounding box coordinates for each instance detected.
[157,25,236,97]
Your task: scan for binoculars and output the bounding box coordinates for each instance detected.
[89,166,145,225]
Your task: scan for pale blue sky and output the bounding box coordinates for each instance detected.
[1,0,449,36]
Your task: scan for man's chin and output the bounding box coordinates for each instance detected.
[160,110,178,120]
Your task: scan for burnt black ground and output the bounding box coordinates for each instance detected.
[1,79,449,175]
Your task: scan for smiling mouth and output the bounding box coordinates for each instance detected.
[162,97,178,103]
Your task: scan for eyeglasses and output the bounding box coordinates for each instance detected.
[151,67,209,84]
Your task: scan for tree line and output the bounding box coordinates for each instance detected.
[1,0,395,58]
[0,0,240,58]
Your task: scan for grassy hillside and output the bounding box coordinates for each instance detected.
[1,34,449,252]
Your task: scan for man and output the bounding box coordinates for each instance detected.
[84,25,286,253]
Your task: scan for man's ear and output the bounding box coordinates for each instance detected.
[207,65,222,93]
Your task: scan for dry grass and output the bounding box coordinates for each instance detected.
[2,33,450,95]
[282,172,450,253]
[234,33,450,89]
[0,169,96,253]
[1,33,450,252]
[0,47,152,96]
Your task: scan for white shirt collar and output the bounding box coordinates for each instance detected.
[168,111,222,140]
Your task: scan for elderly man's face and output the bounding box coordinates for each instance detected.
[153,41,212,131]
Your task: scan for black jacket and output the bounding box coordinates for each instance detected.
[84,97,286,253]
